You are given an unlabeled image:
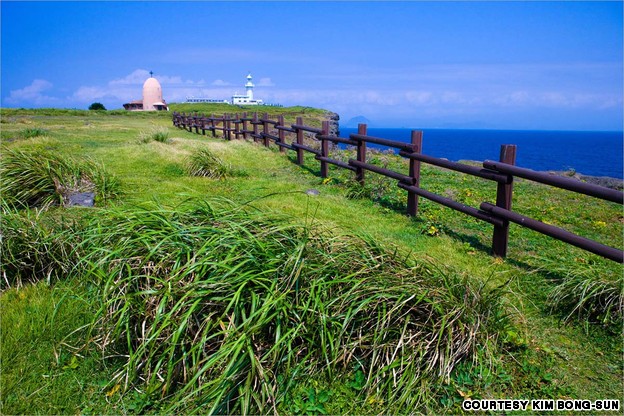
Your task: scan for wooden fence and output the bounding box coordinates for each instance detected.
[172,111,624,263]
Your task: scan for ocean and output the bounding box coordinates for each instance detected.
[339,128,623,179]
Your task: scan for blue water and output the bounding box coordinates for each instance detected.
[340,128,623,179]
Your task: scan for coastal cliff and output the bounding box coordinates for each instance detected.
[325,111,340,136]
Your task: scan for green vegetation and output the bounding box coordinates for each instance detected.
[138,126,170,143]
[0,106,622,414]
[21,127,49,139]
[547,263,623,327]
[0,205,80,288]
[78,200,505,414]
[88,102,106,111]
[0,148,120,209]
[169,103,329,120]
[185,148,232,179]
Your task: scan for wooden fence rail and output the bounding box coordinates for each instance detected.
[172,111,624,263]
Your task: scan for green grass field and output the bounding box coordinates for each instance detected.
[1,106,622,414]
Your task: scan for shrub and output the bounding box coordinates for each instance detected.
[0,148,120,209]
[138,127,169,143]
[186,148,231,179]
[81,199,507,414]
[88,102,106,111]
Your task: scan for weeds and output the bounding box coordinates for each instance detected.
[138,127,169,143]
[0,204,82,289]
[548,265,623,329]
[340,156,408,211]
[0,148,120,209]
[186,148,232,179]
[79,199,506,414]
[21,127,48,139]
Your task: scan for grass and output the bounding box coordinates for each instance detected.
[0,107,622,414]
[0,205,81,289]
[547,262,623,327]
[21,127,48,139]
[138,126,170,143]
[76,200,506,414]
[0,279,121,414]
[169,103,330,121]
[185,148,232,179]
[0,148,121,209]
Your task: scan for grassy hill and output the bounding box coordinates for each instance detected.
[1,106,622,414]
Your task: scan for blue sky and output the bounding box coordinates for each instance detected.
[2,1,622,130]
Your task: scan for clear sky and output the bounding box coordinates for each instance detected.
[2,0,622,130]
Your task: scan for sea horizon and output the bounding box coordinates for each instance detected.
[346,126,624,134]
[339,127,624,179]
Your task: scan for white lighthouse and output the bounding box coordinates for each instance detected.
[245,73,254,100]
[231,73,263,105]
[186,72,270,105]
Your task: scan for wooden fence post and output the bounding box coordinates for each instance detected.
[296,116,304,165]
[356,123,367,185]
[277,115,286,153]
[242,112,248,140]
[406,130,423,217]
[263,112,270,147]
[224,114,227,139]
[226,113,233,140]
[252,113,259,143]
[234,113,240,139]
[491,144,517,257]
[320,120,330,178]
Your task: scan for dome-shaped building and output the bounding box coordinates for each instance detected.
[143,77,167,111]
[123,72,168,111]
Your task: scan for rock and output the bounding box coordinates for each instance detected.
[305,189,320,196]
[67,192,95,207]
[548,171,623,191]
[579,175,623,191]
[325,111,340,137]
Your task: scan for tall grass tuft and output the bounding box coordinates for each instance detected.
[0,148,120,209]
[20,127,48,139]
[548,266,623,328]
[138,127,169,143]
[81,198,507,414]
[186,148,231,179]
[0,203,83,289]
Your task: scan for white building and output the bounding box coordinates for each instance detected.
[231,73,264,105]
[185,97,228,104]
[185,73,264,105]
